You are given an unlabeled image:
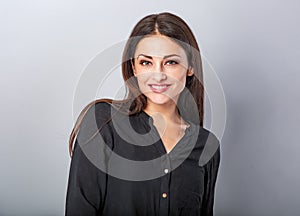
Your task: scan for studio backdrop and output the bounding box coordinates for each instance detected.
[0,0,299,215]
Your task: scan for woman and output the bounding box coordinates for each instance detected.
[66,12,220,216]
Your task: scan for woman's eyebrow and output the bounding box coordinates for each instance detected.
[137,54,181,59]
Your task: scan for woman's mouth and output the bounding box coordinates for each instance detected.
[149,84,171,93]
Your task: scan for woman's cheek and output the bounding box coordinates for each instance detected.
[136,76,149,93]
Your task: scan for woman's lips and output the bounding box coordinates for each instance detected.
[149,84,171,93]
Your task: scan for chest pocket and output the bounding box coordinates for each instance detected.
[178,189,202,216]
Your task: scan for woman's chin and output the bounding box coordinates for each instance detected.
[146,94,177,106]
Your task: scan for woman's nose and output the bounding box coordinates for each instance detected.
[153,72,167,82]
[152,62,167,82]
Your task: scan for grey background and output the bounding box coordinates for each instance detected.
[0,0,299,215]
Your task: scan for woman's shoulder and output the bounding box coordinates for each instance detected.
[79,100,114,130]
[196,127,220,166]
[84,100,113,119]
[198,127,220,144]
[93,100,113,112]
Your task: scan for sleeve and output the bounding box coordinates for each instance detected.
[65,139,107,216]
[65,102,112,216]
[200,135,221,216]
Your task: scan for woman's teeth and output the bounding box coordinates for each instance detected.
[151,85,168,90]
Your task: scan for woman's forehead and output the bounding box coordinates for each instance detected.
[134,35,187,59]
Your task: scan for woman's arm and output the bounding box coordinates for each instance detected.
[65,139,106,216]
[201,140,221,216]
[65,102,112,216]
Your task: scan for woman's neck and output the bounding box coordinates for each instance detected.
[143,100,181,124]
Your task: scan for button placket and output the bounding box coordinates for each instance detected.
[159,155,171,215]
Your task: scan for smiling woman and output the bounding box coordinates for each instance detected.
[65,12,220,216]
[132,35,195,153]
[132,35,194,109]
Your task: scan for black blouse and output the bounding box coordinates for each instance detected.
[65,102,220,216]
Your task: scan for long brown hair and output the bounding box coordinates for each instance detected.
[69,12,204,156]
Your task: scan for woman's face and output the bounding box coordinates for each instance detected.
[132,35,193,106]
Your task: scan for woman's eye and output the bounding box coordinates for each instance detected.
[165,60,178,65]
[139,61,151,66]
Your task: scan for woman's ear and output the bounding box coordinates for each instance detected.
[187,67,194,76]
[131,58,137,76]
